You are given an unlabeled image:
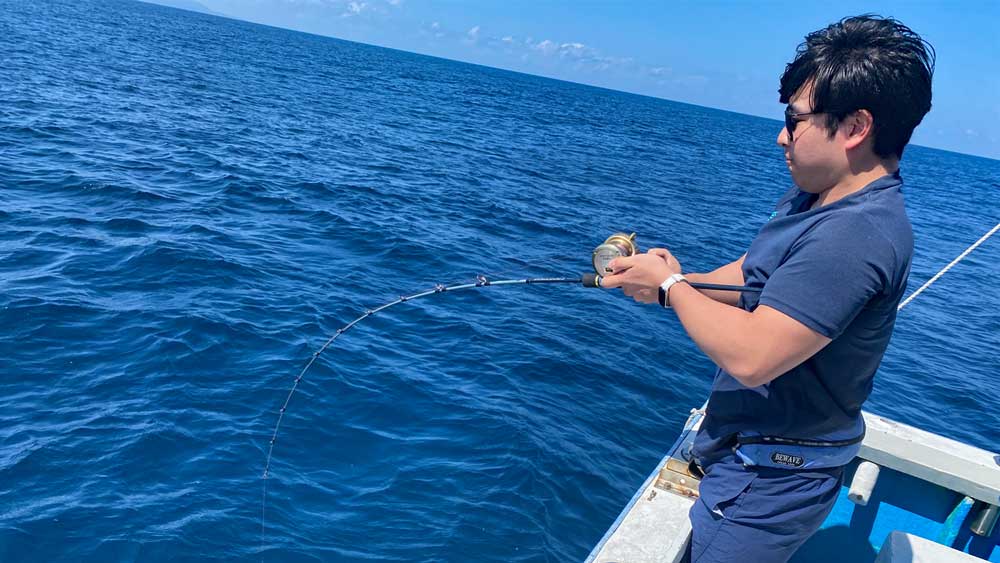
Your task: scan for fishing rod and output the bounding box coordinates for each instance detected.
[258,231,759,551]
[259,221,999,551]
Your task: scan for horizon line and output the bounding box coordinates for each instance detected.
[138,0,1000,164]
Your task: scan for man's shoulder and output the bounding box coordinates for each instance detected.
[799,195,913,293]
[812,190,913,256]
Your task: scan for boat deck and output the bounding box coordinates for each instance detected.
[587,409,1000,562]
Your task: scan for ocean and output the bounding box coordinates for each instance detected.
[1,1,998,561]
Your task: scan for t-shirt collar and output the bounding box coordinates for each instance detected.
[793,170,903,214]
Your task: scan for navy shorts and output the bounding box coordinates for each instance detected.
[682,453,843,563]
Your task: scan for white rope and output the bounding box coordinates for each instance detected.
[898,221,1000,311]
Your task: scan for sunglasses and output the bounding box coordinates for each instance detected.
[784,107,824,142]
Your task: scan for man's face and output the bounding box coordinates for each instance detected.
[777,82,849,193]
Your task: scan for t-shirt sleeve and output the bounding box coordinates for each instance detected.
[757,217,894,339]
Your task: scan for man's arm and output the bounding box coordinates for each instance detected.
[667,283,831,387]
[602,251,831,388]
[684,253,747,306]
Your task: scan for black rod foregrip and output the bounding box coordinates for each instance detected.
[690,282,761,294]
[581,274,760,293]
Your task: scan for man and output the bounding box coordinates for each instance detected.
[599,15,934,563]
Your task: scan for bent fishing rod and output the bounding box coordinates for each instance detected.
[259,222,999,550]
[258,231,759,548]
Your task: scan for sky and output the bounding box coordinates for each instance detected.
[150,0,999,161]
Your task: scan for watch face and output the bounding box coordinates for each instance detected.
[658,285,667,307]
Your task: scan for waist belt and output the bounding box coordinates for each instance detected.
[734,432,865,470]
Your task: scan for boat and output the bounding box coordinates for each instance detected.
[587,223,1000,562]
[586,405,1000,562]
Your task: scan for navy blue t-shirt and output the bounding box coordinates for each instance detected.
[693,171,914,463]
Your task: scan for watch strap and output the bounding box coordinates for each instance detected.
[658,273,688,308]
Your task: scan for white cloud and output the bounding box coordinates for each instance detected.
[443,26,639,75]
[271,0,398,12]
[418,20,445,39]
[531,39,558,55]
[463,25,481,44]
[519,38,634,73]
[341,1,366,16]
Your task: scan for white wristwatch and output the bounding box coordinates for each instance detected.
[658,273,688,308]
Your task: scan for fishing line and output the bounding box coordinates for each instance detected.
[259,275,581,552]
[897,220,1000,311]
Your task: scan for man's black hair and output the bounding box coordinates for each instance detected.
[779,15,935,159]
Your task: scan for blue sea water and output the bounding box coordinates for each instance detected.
[1,1,998,561]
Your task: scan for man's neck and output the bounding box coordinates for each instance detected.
[813,160,899,208]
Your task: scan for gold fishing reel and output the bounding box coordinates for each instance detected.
[592,232,639,275]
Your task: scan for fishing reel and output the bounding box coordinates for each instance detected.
[592,232,639,275]
[581,232,639,288]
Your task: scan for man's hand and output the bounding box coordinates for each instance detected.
[622,284,658,304]
[602,248,683,304]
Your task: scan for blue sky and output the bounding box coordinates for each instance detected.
[157,0,999,160]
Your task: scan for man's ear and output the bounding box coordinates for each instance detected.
[843,109,874,150]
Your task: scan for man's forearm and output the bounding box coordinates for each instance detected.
[599,250,760,379]
[602,252,829,389]
[685,272,741,305]
[685,254,747,305]
[667,281,766,386]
